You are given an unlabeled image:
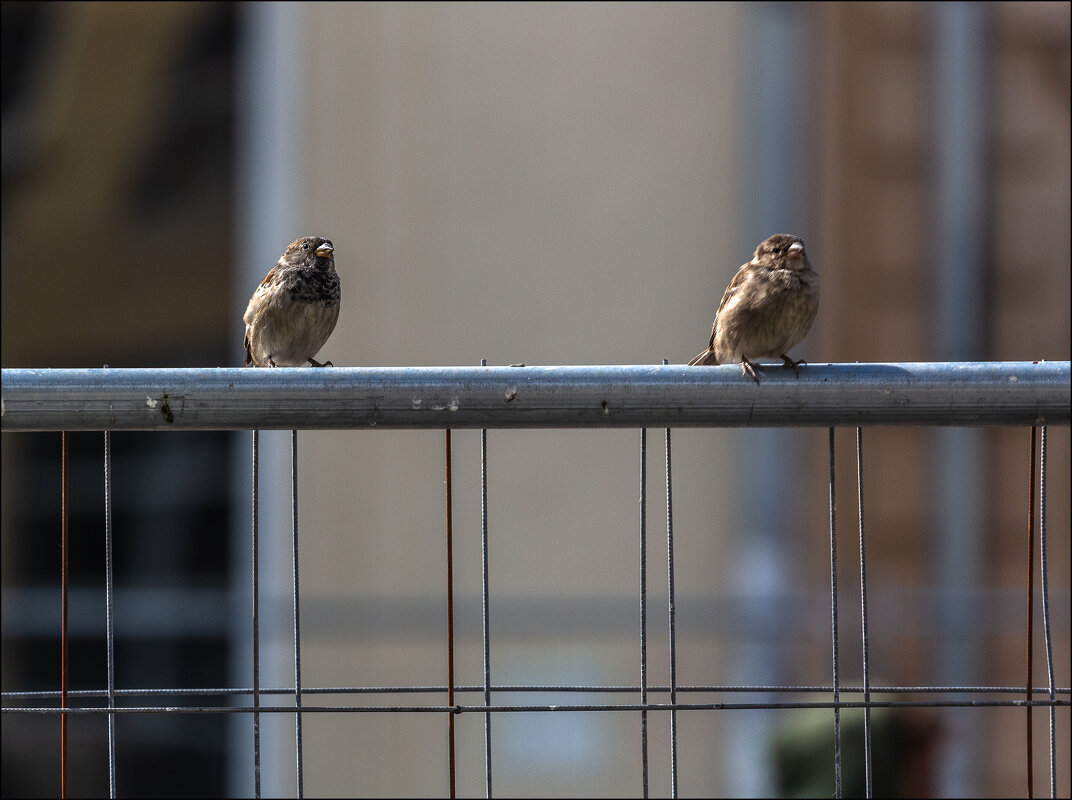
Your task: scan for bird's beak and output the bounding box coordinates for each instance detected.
[315,242,334,258]
[787,242,804,259]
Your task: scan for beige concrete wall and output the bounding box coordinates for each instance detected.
[248,4,749,795]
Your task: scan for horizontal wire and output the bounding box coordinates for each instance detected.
[5,684,1070,701]
[5,699,1069,715]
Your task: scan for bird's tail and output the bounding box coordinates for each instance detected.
[687,349,718,366]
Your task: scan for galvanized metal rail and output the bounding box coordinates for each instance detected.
[2,361,1068,431]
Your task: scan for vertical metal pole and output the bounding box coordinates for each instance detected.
[856,428,872,799]
[480,361,493,798]
[104,425,117,798]
[828,428,843,798]
[61,432,69,799]
[1027,426,1037,798]
[931,6,990,795]
[252,430,262,799]
[735,5,811,793]
[445,430,457,799]
[234,3,303,792]
[640,428,649,799]
[291,430,303,798]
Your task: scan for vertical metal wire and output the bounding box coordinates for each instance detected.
[479,361,493,798]
[61,431,69,800]
[104,427,117,798]
[291,429,304,798]
[1038,427,1056,799]
[480,386,493,797]
[251,430,262,799]
[445,430,457,799]
[639,428,649,799]
[828,427,843,798]
[1027,426,1037,798]
[663,361,679,798]
[855,428,872,798]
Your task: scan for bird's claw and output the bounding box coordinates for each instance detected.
[780,354,805,377]
[740,359,762,384]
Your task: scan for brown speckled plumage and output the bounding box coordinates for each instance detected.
[243,236,341,367]
[688,234,819,383]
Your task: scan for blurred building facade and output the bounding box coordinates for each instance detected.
[1,2,1068,797]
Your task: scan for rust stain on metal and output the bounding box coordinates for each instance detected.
[159,393,175,424]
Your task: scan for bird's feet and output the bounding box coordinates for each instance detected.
[780,354,806,377]
[308,357,333,367]
[739,358,762,384]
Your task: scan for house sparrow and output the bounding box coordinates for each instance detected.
[688,234,819,383]
[243,236,341,367]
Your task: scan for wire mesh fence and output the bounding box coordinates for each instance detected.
[2,362,1069,798]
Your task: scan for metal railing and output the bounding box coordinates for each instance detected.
[2,361,1068,430]
[2,361,1069,799]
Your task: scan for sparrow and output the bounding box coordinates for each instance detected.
[243,236,341,367]
[688,234,819,383]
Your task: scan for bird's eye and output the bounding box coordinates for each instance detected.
[301,242,309,250]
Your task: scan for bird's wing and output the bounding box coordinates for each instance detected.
[243,264,284,326]
[708,261,752,345]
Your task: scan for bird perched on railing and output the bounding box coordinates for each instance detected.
[688,233,819,383]
[243,236,341,367]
